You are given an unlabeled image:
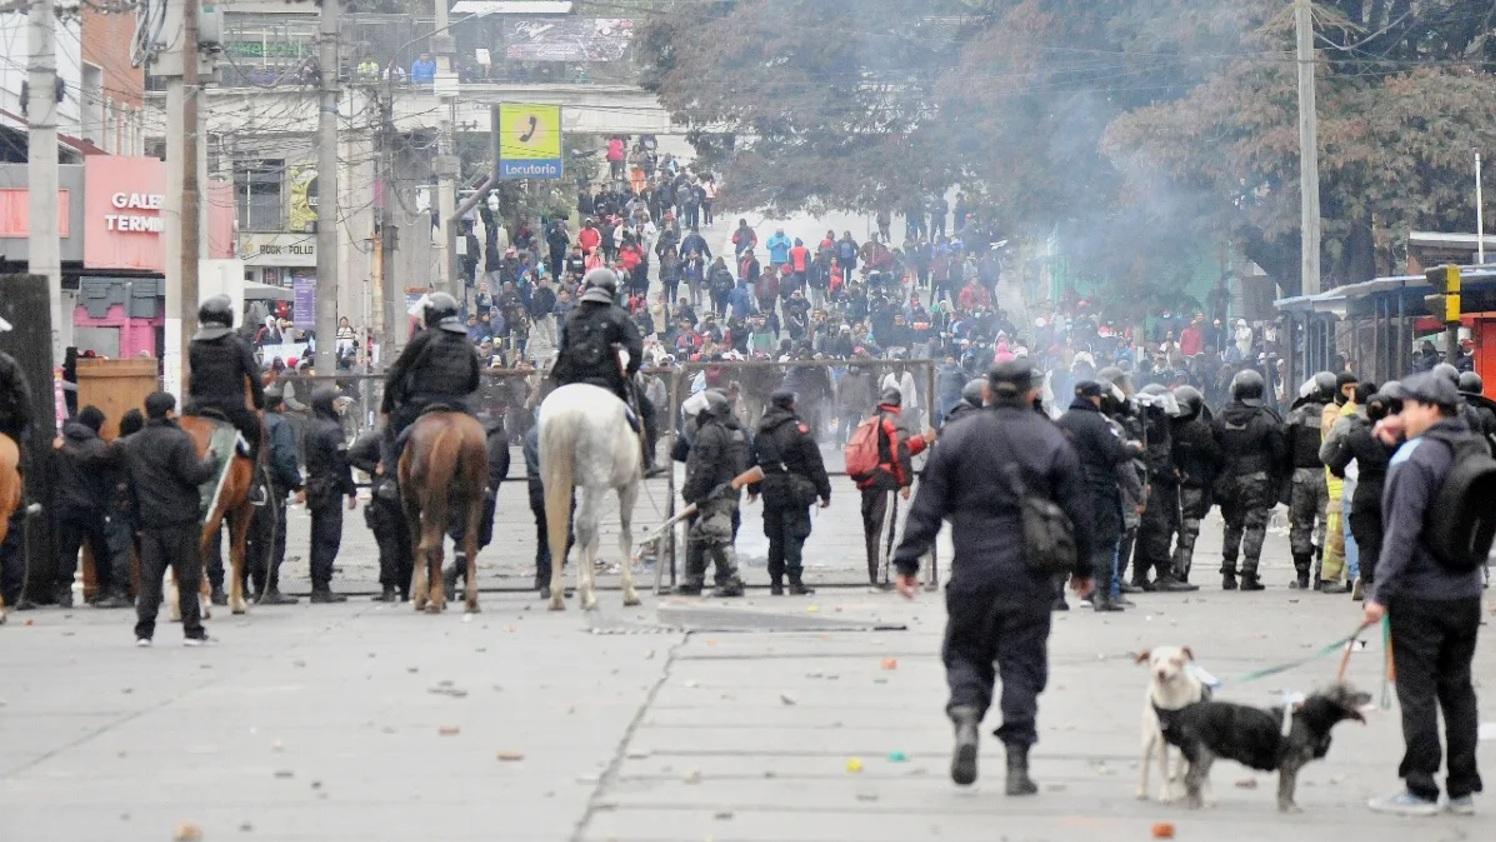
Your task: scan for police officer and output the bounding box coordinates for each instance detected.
[749,389,830,596]
[122,392,220,646]
[381,292,482,472]
[1134,384,1194,591]
[944,378,986,425]
[679,390,748,597]
[1057,380,1136,612]
[99,409,145,609]
[304,386,356,603]
[523,424,568,599]
[1097,366,1144,592]
[248,388,303,605]
[186,295,265,470]
[1455,371,1496,446]
[1213,369,1285,590]
[892,361,1095,794]
[350,423,411,602]
[550,268,658,473]
[444,413,510,598]
[53,405,114,607]
[1169,384,1221,587]
[1285,371,1335,589]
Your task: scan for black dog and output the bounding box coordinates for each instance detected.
[1162,684,1372,812]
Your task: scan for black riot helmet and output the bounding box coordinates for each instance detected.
[1458,370,1484,395]
[1432,362,1460,386]
[424,292,465,334]
[960,377,986,409]
[1173,384,1204,421]
[1230,369,1266,404]
[195,295,235,340]
[1311,370,1337,402]
[701,389,730,418]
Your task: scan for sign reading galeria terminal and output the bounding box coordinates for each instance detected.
[499,103,563,180]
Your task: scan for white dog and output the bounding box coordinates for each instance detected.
[1136,646,1208,801]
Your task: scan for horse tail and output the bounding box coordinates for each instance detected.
[541,414,573,574]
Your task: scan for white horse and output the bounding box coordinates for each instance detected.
[538,383,642,611]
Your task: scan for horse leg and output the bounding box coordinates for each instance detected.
[463,498,481,614]
[166,566,181,622]
[228,504,253,615]
[197,517,220,621]
[617,482,641,607]
[407,504,429,612]
[576,487,602,611]
[426,518,446,614]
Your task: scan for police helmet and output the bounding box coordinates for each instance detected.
[195,295,235,340]
[1096,365,1133,398]
[1432,362,1460,386]
[1173,384,1204,420]
[1311,370,1337,401]
[581,268,620,305]
[961,378,986,409]
[1138,382,1180,416]
[424,292,466,335]
[1458,371,1484,395]
[1230,369,1266,404]
[701,389,730,418]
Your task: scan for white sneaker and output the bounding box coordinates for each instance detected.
[182,635,216,647]
[1448,795,1475,816]
[135,637,152,648]
[1367,791,1440,816]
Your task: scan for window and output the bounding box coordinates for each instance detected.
[234,159,284,232]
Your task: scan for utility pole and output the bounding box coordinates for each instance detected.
[379,93,400,357]
[314,0,340,375]
[27,0,62,369]
[432,0,459,298]
[1477,151,1486,264]
[160,0,201,397]
[1295,0,1321,297]
[181,0,199,384]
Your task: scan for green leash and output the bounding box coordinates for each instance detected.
[1230,620,1374,685]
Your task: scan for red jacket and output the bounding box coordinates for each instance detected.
[789,245,810,273]
[578,227,601,253]
[856,403,928,491]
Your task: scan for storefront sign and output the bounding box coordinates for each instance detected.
[499,103,563,180]
[292,270,316,329]
[239,232,317,266]
[84,156,167,271]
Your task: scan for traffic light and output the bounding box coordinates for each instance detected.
[1424,264,1462,325]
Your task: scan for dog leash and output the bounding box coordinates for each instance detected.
[1224,619,1375,686]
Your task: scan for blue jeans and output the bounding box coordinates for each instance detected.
[1343,476,1360,581]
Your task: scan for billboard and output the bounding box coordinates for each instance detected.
[499,103,563,180]
[501,18,634,63]
[288,165,317,233]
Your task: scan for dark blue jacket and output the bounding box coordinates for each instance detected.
[894,403,1094,599]
[1373,419,1486,603]
[264,411,303,491]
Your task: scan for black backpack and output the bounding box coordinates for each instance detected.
[1422,432,1496,573]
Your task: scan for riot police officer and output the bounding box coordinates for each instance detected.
[186,295,265,466]
[679,390,748,597]
[1213,370,1285,590]
[1134,384,1193,591]
[304,386,356,603]
[1285,371,1335,589]
[1169,384,1221,586]
[1455,370,1496,446]
[247,388,303,605]
[444,413,510,598]
[749,389,830,595]
[381,292,482,472]
[350,423,411,603]
[944,378,986,425]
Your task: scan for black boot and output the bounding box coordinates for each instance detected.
[444,554,465,598]
[258,588,298,605]
[1221,570,1238,591]
[54,584,73,609]
[209,586,228,607]
[712,579,745,598]
[1154,575,1199,592]
[309,587,347,604]
[1240,570,1266,591]
[1289,554,1312,589]
[1004,743,1039,796]
[1092,592,1124,613]
[93,585,132,609]
[787,573,813,596]
[370,584,398,602]
[949,706,981,786]
[674,581,704,596]
[769,578,785,596]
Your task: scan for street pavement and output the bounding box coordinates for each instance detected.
[3,502,1494,841]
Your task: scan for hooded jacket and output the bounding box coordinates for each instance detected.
[55,420,113,513]
[304,391,354,504]
[121,418,218,528]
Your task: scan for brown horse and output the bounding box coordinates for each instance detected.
[170,415,257,617]
[398,411,488,614]
[0,434,19,624]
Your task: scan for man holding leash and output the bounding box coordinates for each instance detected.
[1363,372,1484,816]
[891,361,1094,796]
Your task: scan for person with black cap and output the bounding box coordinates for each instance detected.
[891,361,1095,795]
[52,405,116,607]
[247,386,302,605]
[678,389,748,597]
[1212,369,1285,590]
[1363,371,1485,817]
[1057,380,1137,612]
[185,295,265,468]
[122,392,220,646]
[380,291,483,473]
[749,388,831,595]
[854,385,932,589]
[304,386,357,603]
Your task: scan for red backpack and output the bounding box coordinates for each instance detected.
[844,415,884,480]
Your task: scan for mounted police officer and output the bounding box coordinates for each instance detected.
[1169,384,1221,587]
[186,295,265,484]
[749,388,830,595]
[1213,369,1285,590]
[381,292,482,473]
[1285,370,1335,589]
[550,268,659,474]
[678,389,748,597]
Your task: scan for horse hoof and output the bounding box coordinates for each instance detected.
[413,600,427,612]
[623,595,642,607]
[465,604,481,615]
[426,604,442,615]
[548,600,566,612]
[231,604,247,616]
[582,597,599,612]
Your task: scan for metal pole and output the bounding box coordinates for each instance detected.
[314,0,340,375]
[179,0,201,394]
[1295,0,1322,296]
[26,0,62,370]
[1477,152,1486,264]
[433,0,457,296]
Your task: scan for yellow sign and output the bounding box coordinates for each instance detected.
[499,103,563,179]
[288,164,318,232]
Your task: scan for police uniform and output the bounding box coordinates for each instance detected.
[1213,373,1285,590]
[680,397,748,596]
[381,294,482,471]
[749,391,830,595]
[552,300,643,404]
[1056,382,1132,610]
[444,415,510,596]
[892,363,1094,794]
[248,393,303,604]
[1133,399,1181,589]
[185,297,266,463]
[1169,389,1221,585]
[1285,381,1333,588]
[350,426,411,602]
[304,388,355,601]
[53,410,114,606]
